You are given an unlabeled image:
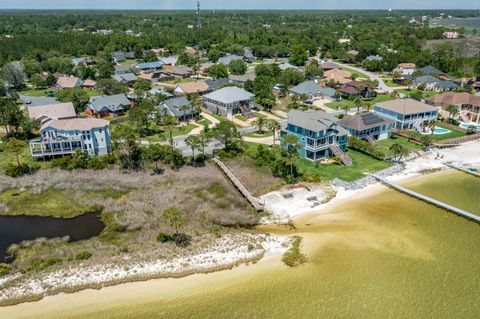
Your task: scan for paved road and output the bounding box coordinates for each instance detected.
[19,94,58,107]
[334,62,394,94]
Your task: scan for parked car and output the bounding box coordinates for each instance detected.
[24,98,31,104]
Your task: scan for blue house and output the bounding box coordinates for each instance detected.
[374,99,438,130]
[30,118,111,158]
[280,110,349,162]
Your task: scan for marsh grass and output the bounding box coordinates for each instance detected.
[282,236,307,267]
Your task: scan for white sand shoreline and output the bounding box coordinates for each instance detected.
[0,141,478,306]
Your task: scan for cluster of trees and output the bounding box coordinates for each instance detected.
[1,10,474,77]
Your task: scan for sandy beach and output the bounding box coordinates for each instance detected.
[0,140,479,316]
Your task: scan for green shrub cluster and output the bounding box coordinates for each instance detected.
[75,251,93,260]
[156,232,192,247]
[3,163,38,177]
[347,136,385,160]
[0,263,11,277]
[28,258,62,271]
[282,236,307,267]
[51,152,115,170]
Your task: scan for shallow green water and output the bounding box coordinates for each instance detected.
[4,171,480,319]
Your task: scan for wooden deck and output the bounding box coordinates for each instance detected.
[213,157,264,212]
[445,164,480,178]
[372,174,480,223]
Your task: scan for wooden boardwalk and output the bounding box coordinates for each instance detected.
[445,164,480,178]
[213,157,264,212]
[372,174,480,223]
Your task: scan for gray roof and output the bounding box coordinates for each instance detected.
[203,87,254,104]
[205,78,229,90]
[159,96,195,118]
[149,87,173,98]
[114,64,132,74]
[418,65,444,76]
[113,73,138,83]
[437,80,458,90]
[159,56,177,65]
[287,109,348,136]
[289,81,336,97]
[88,94,131,112]
[278,62,298,70]
[229,73,256,83]
[218,55,244,65]
[413,75,440,85]
[339,112,393,131]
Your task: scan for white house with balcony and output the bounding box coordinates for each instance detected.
[373,99,438,131]
[30,118,111,158]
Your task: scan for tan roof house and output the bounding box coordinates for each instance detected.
[53,76,83,90]
[323,68,352,84]
[27,102,77,124]
[174,81,210,95]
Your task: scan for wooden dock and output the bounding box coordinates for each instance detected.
[372,174,480,223]
[213,157,264,212]
[444,164,480,178]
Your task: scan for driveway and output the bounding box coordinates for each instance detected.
[334,62,394,94]
[19,95,58,107]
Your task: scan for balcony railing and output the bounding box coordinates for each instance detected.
[30,136,84,157]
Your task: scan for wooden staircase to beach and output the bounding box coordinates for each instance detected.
[240,105,255,119]
[366,135,377,146]
[329,143,353,167]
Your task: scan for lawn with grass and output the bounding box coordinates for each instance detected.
[0,187,126,218]
[406,123,466,141]
[234,114,247,122]
[341,66,369,80]
[377,136,423,157]
[143,123,198,142]
[0,142,50,169]
[296,149,392,182]
[17,87,51,97]
[196,116,212,127]
[85,89,103,97]
[244,131,273,138]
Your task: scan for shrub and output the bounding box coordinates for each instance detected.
[282,236,307,267]
[466,126,477,135]
[207,183,226,197]
[0,263,10,277]
[29,258,62,271]
[156,232,172,243]
[75,251,92,260]
[172,233,192,247]
[3,163,36,177]
[347,136,385,160]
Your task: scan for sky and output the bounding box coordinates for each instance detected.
[0,0,479,10]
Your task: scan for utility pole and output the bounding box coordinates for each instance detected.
[196,1,201,29]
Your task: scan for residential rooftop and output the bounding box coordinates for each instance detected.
[375,98,437,115]
[204,87,254,104]
[41,118,109,131]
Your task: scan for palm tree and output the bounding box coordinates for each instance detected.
[163,115,178,150]
[354,97,363,113]
[342,104,350,115]
[254,116,267,133]
[364,102,372,113]
[389,143,408,162]
[180,104,191,124]
[446,105,458,120]
[428,120,437,136]
[185,135,200,161]
[267,120,281,145]
[283,134,301,178]
[198,130,212,155]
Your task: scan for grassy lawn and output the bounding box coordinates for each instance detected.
[144,123,198,142]
[167,77,194,84]
[384,79,399,87]
[296,149,392,182]
[196,116,212,127]
[326,94,392,110]
[406,123,466,141]
[0,142,48,168]
[377,136,423,157]
[17,87,51,97]
[341,66,369,80]
[0,187,126,218]
[234,114,247,122]
[244,131,273,138]
[85,89,103,97]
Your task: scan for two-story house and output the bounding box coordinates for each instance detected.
[29,118,111,158]
[339,112,393,142]
[374,99,439,130]
[203,87,255,117]
[280,109,349,162]
[86,93,131,117]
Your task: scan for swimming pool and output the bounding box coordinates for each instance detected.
[460,122,480,131]
[432,128,451,135]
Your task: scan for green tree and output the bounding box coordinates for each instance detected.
[289,45,308,67]
[208,64,229,79]
[198,130,212,155]
[21,59,42,77]
[111,125,141,170]
[213,120,240,150]
[278,69,305,89]
[0,98,23,134]
[185,135,200,160]
[142,144,168,173]
[55,88,89,113]
[428,120,437,136]
[420,135,432,147]
[389,143,408,161]
[305,60,323,79]
[129,99,155,133]
[98,79,127,95]
[228,59,247,75]
[207,49,221,63]
[162,208,186,235]
[30,74,46,87]
[254,115,267,133]
[268,120,281,145]
[163,115,179,149]
[96,59,114,79]
[354,97,363,113]
[446,105,459,120]
[2,63,26,89]
[283,134,301,178]
[5,137,24,166]
[143,51,158,62]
